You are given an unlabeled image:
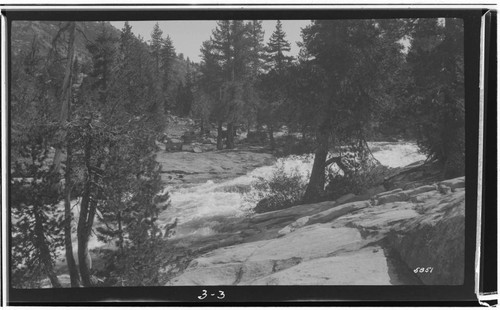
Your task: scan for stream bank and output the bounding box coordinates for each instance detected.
[165,176,465,286]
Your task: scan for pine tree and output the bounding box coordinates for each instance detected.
[10,36,64,288]
[120,21,134,59]
[298,19,406,203]
[258,20,294,149]
[204,20,255,149]
[150,22,163,77]
[148,22,166,119]
[248,20,265,79]
[266,20,294,73]
[160,35,176,111]
[406,18,465,177]
[86,22,117,106]
[243,20,265,133]
[118,21,140,114]
[117,24,159,118]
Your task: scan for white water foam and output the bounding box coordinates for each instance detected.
[368,141,427,168]
[161,142,427,237]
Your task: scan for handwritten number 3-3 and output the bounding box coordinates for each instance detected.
[198,290,225,300]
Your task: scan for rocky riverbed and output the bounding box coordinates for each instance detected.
[156,145,275,187]
[165,176,465,286]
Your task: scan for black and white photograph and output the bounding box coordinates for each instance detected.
[3,5,491,305]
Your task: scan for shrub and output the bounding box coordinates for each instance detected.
[101,239,168,286]
[252,164,308,213]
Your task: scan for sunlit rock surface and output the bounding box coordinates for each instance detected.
[166,176,465,286]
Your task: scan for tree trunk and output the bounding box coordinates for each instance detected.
[216,121,224,150]
[34,208,61,288]
[52,22,76,173]
[268,124,275,150]
[200,118,204,137]
[64,145,80,287]
[302,129,329,204]
[226,122,235,149]
[77,135,96,287]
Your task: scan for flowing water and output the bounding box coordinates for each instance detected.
[160,141,427,238]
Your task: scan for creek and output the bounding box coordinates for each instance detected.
[158,141,427,238]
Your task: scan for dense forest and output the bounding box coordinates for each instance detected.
[10,18,464,287]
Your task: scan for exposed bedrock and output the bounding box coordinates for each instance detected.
[165,176,465,286]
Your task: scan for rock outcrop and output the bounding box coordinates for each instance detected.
[166,176,465,286]
[156,148,275,186]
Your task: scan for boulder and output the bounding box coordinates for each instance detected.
[387,189,465,285]
[278,216,311,236]
[203,138,217,144]
[375,184,439,206]
[165,138,183,151]
[439,176,465,191]
[402,184,437,197]
[375,191,409,205]
[192,147,203,153]
[181,144,194,152]
[374,188,403,199]
[336,193,357,205]
[201,144,217,152]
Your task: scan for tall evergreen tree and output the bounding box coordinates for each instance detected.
[204,20,254,149]
[86,23,117,106]
[406,18,465,177]
[266,20,294,73]
[248,20,265,79]
[258,20,294,149]
[160,35,176,111]
[150,22,163,76]
[149,22,166,117]
[10,36,64,288]
[243,20,265,133]
[298,20,406,202]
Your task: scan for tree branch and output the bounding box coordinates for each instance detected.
[324,155,349,173]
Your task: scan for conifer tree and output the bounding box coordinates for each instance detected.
[244,20,265,133]
[204,20,254,149]
[298,20,406,202]
[10,37,64,288]
[266,20,294,73]
[160,35,176,111]
[406,18,464,177]
[248,20,265,79]
[150,22,163,77]
[258,20,294,149]
[86,23,117,106]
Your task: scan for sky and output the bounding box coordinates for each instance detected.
[109,20,311,63]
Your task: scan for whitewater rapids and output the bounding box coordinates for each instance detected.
[159,141,427,238]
